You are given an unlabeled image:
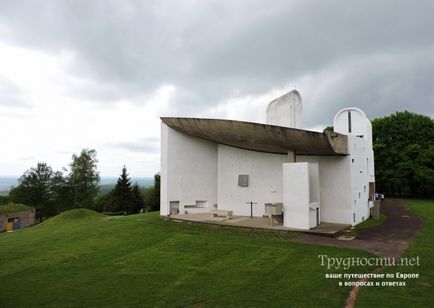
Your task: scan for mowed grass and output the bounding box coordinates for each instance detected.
[357,199,434,307]
[0,203,33,214]
[0,210,373,307]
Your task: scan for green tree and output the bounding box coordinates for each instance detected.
[142,186,154,212]
[9,162,58,219]
[131,183,145,213]
[108,166,133,213]
[323,126,334,133]
[0,195,10,205]
[68,149,100,208]
[149,173,160,211]
[94,193,112,213]
[107,166,144,214]
[51,170,71,212]
[372,111,434,197]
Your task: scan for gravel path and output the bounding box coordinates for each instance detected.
[293,199,424,308]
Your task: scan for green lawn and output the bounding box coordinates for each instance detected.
[0,209,373,307]
[357,199,434,307]
[0,203,33,214]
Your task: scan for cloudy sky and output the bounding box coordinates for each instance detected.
[0,0,433,177]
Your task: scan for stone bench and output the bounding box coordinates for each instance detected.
[211,210,233,219]
[264,203,284,226]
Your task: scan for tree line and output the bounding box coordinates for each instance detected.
[0,149,160,220]
[372,111,434,197]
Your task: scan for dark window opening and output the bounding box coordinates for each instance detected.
[238,174,249,187]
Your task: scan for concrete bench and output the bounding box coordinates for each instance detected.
[264,203,284,226]
[211,210,233,219]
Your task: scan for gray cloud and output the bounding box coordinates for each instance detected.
[303,47,434,126]
[0,0,433,124]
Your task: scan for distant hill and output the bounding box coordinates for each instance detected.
[0,176,154,196]
[99,177,154,195]
[100,177,153,187]
[0,176,18,196]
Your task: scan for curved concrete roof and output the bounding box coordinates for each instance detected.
[161,117,348,155]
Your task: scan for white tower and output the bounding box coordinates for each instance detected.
[334,107,375,183]
[334,107,375,225]
[266,90,303,128]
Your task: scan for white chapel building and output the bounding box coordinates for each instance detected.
[160,90,375,230]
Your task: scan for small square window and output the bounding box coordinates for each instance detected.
[238,174,249,187]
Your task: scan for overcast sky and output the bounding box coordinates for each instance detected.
[1,0,433,177]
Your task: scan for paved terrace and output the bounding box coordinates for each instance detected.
[167,212,350,236]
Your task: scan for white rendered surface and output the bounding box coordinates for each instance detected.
[266,90,303,128]
[334,107,368,136]
[282,163,319,229]
[217,145,287,216]
[333,107,375,225]
[296,155,351,224]
[160,123,218,216]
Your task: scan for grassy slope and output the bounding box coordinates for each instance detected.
[357,199,434,307]
[0,203,33,214]
[0,210,373,308]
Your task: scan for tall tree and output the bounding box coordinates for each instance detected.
[108,166,133,213]
[150,173,160,211]
[9,162,58,219]
[372,111,434,197]
[68,149,100,208]
[131,183,145,213]
[51,170,71,212]
[141,186,154,212]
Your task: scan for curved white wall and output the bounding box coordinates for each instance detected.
[218,145,287,216]
[161,124,218,215]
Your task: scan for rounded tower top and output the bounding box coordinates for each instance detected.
[333,107,368,136]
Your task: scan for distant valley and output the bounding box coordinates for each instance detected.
[0,176,154,196]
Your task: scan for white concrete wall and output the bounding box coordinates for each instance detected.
[308,162,320,203]
[282,163,314,229]
[366,120,375,183]
[334,107,367,136]
[308,163,320,228]
[297,155,352,225]
[217,145,287,216]
[347,135,372,224]
[160,123,218,216]
[309,202,320,228]
[333,107,375,225]
[297,140,373,226]
[160,123,169,215]
[266,90,303,128]
[282,162,320,230]
[318,156,353,224]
